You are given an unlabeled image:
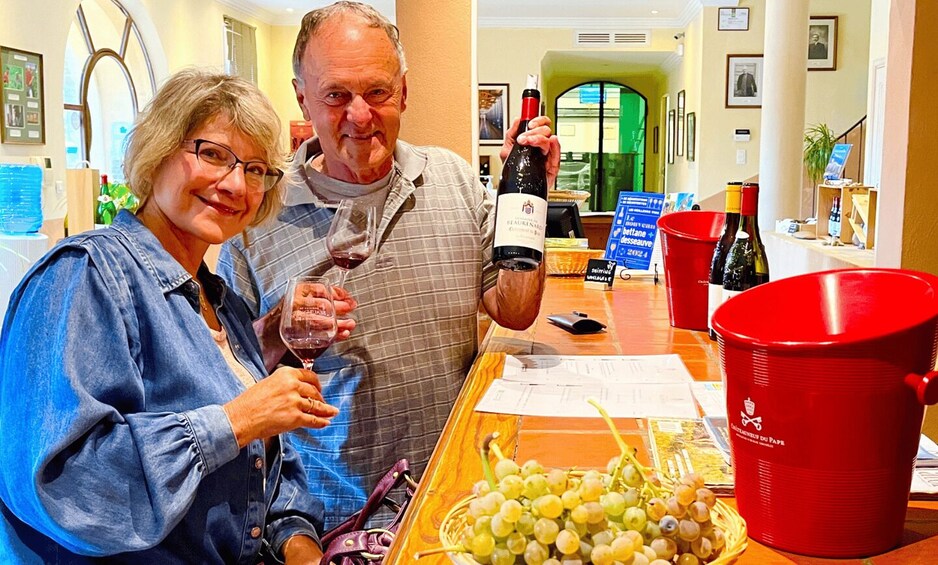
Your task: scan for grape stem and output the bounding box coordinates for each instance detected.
[587,398,663,498]
[480,432,500,491]
[414,545,465,559]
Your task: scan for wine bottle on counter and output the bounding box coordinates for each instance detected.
[722,230,755,300]
[828,196,841,240]
[708,182,742,340]
[492,74,548,271]
[739,182,769,285]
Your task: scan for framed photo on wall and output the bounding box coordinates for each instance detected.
[686,112,696,162]
[808,16,838,71]
[726,54,764,108]
[718,7,750,31]
[1,46,45,144]
[676,90,685,157]
[667,109,675,165]
[478,83,508,145]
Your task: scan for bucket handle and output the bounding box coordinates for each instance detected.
[905,371,938,405]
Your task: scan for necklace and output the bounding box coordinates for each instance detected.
[198,287,212,313]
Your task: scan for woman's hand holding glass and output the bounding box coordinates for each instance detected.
[223,366,338,448]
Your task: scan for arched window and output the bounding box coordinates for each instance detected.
[555,82,648,212]
[64,0,156,180]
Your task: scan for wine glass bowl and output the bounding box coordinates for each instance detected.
[326,200,378,282]
[279,276,337,370]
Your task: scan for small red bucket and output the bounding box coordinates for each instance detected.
[656,211,725,330]
[712,268,938,557]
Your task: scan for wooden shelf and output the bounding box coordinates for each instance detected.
[815,184,877,249]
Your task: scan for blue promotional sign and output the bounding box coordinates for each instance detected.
[604,192,666,270]
[578,85,607,105]
[823,143,852,181]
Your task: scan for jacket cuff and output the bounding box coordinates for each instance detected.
[268,516,321,558]
[181,405,240,474]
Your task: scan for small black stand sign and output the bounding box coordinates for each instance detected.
[584,258,617,290]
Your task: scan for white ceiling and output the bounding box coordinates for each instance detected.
[217,0,734,28]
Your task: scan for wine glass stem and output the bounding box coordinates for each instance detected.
[334,268,349,287]
[302,361,315,371]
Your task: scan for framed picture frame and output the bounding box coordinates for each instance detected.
[718,7,750,31]
[686,112,696,162]
[726,54,764,108]
[667,109,675,165]
[808,16,838,71]
[1,46,45,144]
[478,83,508,145]
[676,90,685,157]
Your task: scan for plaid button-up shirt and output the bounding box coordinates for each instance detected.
[218,138,498,528]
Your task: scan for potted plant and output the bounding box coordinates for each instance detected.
[803,123,837,187]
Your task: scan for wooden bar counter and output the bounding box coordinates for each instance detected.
[385,277,938,564]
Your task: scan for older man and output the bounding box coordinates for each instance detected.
[218,1,559,528]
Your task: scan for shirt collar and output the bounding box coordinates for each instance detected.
[283,136,428,208]
[109,210,226,302]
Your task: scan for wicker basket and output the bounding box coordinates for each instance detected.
[548,189,591,210]
[545,248,605,276]
[440,493,748,564]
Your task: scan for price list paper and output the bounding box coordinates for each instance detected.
[603,193,665,271]
[475,354,699,419]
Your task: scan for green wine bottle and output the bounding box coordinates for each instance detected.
[96,174,117,226]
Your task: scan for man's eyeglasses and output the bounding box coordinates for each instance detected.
[183,139,283,192]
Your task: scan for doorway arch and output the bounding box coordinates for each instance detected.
[554,81,648,212]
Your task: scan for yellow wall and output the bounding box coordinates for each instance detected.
[664,13,703,195]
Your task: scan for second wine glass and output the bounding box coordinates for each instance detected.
[326,199,378,286]
[279,276,337,371]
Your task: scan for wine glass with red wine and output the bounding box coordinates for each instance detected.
[279,276,337,370]
[326,199,378,286]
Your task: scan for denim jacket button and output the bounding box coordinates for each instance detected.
[254,457,263,470]
[251,526,262,538]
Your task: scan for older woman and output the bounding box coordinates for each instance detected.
[0,69,349,563]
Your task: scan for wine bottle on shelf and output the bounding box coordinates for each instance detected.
[722,230,755,300]
[739,182,769,285]
[492,74,548,272]
[708,182,742,340]
[828,196,841,240]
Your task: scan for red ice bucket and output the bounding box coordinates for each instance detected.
[656,211,725,331]
[712,268,938,557]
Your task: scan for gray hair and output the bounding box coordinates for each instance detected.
[123,68,284,226]
[292,1,407,83]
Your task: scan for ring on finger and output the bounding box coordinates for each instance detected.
[305,397,314,414]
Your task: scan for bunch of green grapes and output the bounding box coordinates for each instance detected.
[426,400,732,565]
[456,450,726,565]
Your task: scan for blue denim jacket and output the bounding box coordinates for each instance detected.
[0,211,323,563]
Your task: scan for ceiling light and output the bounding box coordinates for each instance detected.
[286,7,294,12]
[651,10,659,15]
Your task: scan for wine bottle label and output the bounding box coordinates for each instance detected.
[493,193,547,251]
[708,283,723,332]
[723,288,743,301]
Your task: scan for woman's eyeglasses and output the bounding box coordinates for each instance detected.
[183,139,283,192]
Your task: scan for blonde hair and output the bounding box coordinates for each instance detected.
[123,68,285,226]
[292,1,407,83]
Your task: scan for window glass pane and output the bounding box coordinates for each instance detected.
[81,0,126,52]
[64,22,88,105]
[64,109,84,169]
[87,56,134,181]
[124,31,153,104]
